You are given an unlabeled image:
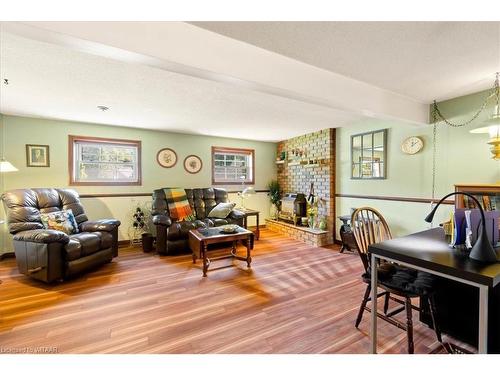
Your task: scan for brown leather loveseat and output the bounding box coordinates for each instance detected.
[152,188,244,255]
[1,188,121,283]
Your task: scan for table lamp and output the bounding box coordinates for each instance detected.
[425,192,498,263]
[238,187,256,209]
[0,158,18,173]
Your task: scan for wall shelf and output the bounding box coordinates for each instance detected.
[455,184,500,210]
[275,157,330,168]
[303,164,320,168]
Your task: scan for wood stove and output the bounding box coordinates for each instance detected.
[278,193,307,225]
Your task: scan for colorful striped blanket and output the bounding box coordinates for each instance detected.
[163,188,195,221]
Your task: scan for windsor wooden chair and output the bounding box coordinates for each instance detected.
[351,207,443,354]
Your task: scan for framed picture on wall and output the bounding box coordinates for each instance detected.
[156,148,177,168]
[184,155,203,174]
[26,144,50,167]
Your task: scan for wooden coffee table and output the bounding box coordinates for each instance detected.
[188,226,254,277]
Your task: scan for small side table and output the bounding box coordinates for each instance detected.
[338,215,357,253]
[239,209,260,240]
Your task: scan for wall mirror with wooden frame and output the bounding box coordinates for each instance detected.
[351,129,387,180]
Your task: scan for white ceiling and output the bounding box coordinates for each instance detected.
[0,32,361,142]
[2,21,497,142]
[191,21,500,102]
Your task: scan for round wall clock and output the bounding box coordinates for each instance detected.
[184,155,203,174]
[156,148,177,168]
[401,136,424,155]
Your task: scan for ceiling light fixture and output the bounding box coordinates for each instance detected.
[97,105,109,112]
[469,74,500,160]
[429,25,500,204]
[429,72,500,203]
[432,72,500,158]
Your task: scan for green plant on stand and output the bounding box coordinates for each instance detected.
[307,197,318,229]
[267,180,281,219]
[319,216,327,231]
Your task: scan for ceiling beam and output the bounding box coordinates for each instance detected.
[3,21,429,125]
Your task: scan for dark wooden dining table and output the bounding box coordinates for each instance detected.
[368,227,500,354]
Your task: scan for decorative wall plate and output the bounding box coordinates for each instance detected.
[184,155,203,174]
[156,148,177,168]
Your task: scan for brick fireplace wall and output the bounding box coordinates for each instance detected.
[276,128,336,244]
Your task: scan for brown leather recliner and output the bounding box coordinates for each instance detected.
[1,188,121,283]
[152,188,245,255]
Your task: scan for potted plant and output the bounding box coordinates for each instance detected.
[267,180,281,219]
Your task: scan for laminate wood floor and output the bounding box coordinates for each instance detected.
[0,229,466,354]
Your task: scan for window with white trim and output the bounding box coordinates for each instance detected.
[212,147,255,185]
[70,136,141,185]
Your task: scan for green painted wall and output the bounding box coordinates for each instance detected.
[336,89,500,238]
[1,115,277,192]
[0,115,277,254]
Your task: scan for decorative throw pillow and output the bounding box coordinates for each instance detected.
[208,202,236,219]
[163,188,194,221]
[40,209,79,235]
